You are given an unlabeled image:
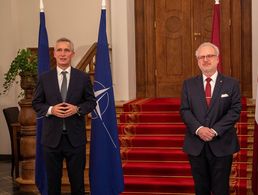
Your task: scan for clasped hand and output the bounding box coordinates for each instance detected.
[52,102,78,118]
[197,127,216,142]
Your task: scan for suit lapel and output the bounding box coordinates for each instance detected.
[196,75,207,109]
[50,69,63,102]
[66,67,75,101]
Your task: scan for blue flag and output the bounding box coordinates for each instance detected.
[35,9,50,195]
[89,7,124,195]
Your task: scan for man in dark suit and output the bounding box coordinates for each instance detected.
[32,37,96,195]
[180,42,242,195]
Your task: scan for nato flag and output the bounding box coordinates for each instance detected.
[35,7,50,195]
[89,6,124,195]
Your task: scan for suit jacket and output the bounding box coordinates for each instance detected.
[32,67,96,148]
[180,73,241,157]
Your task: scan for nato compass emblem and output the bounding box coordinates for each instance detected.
[92,81,110,120]
[92,80,117,148]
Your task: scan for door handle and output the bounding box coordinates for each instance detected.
[194,32,201,40]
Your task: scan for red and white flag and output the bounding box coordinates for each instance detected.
[211,0,222,72]
[253,76,258,195]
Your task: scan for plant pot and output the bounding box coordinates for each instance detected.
[19,72,37,100]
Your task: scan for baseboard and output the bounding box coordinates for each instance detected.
[0,154,12,161]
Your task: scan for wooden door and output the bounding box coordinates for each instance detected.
[155,0,231,97]
[155,0,192,97]
[135,0,252,98]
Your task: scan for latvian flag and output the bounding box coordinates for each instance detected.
[253,77,258,195]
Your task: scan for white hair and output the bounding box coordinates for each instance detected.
[195,42,219,57]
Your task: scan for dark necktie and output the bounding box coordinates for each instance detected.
[205,77,212,106]
[61,71,67,132]
[61,71,67,101]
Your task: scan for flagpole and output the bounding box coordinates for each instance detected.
[40,0,44,12]
[102,0,106,10]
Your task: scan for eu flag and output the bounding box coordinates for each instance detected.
[35,1,50,194]
[89,5,124,195]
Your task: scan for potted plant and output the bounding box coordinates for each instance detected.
[0,49,37,97]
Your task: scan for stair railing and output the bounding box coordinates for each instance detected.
[76,42,97,82]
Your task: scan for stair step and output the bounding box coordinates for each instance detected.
[120,112,182,123]
[118,123,186,135]
[119,135,252,148]
[123,161,191,176]
[122,193,194,195]
[123,98,181,112]
[123,161,250,177]
[118,98,254,194]
[121,148,250,162]
[123,176,251,194]
[120,112,248,123]
[124,176,194,193]
[122,98,249,112]
[118,123,252,136]
[120,136,183,147]
[121,192,194,195]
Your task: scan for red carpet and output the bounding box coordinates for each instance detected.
[123,176,249,194]
[123,98,247,112]
[119,98,251,194]
[119,123,249,135]
[123,161,248,177]
[120,111,248,123]
[121,148,249,162]
[119,135,249,148]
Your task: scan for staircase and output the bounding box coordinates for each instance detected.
[118,98,255,195]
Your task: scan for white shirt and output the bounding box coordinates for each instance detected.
[47,66,71,115]
[56,66,71,91]
[202,71,218,97]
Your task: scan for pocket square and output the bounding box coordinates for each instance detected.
[221,93,229,98]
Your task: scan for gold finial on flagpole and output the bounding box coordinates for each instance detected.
[40,0,44,12]
[215,0,220,4]
[102,0,106,10]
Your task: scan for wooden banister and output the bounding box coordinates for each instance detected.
[76,42,97,82]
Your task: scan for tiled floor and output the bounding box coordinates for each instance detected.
[0,160,37,195]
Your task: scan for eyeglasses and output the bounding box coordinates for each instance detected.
[197,54,217,61]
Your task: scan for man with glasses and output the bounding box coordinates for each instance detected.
[180,42,242,195]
